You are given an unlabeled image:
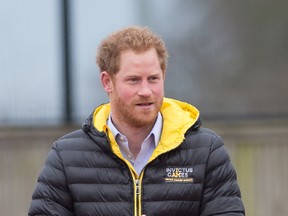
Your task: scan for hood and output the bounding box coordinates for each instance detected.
[83,97,201,166]
[150,98,201,160]
[89,97,200,133]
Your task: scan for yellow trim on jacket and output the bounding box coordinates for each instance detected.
[92,97,199,173]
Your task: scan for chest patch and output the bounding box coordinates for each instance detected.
[165,167,194,183]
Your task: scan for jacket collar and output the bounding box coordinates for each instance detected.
[82,98,201,163]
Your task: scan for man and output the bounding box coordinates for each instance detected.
[29,26,245,216]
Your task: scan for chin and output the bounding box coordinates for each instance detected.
[133,115,158,127]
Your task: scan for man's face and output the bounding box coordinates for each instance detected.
[105,48,165,128]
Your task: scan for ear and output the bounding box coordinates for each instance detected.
[100,71,113,93]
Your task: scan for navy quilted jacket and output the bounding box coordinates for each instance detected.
[29,98,245,216]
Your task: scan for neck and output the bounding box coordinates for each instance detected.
[111,115,156,158]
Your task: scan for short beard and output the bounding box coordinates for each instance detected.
[112,94,162,128]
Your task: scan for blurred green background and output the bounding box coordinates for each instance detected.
[1,1,288,215]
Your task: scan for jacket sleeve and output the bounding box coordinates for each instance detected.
[28,142,74,216]
[200,133,245,216]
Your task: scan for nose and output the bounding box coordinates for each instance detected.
[137,82,152,97]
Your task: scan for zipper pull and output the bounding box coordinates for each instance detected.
[135,179,140,195]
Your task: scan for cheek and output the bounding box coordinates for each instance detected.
[154,83,165,96]
[116,85,135,100]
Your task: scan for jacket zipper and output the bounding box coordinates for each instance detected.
[135,179,141,216]
[105,130,142,216]
[104,128,182,215]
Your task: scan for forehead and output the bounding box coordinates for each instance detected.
[118,48,161,71]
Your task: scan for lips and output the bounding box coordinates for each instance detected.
[136,102,154,106]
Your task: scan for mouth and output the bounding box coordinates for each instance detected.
[136,102,154,107]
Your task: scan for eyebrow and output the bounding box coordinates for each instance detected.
[125,73,161,78]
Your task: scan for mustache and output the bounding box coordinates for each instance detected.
[134,98,155,104]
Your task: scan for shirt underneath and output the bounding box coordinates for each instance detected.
[107,112,163,175]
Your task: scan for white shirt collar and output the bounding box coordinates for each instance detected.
[107,112,163,147]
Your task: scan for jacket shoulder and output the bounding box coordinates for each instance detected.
[185,126,224,149]
[53,129,97,151]
[59,129,89,140]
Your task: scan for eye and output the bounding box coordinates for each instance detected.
[149,76,160,82]
[127,77,139,83]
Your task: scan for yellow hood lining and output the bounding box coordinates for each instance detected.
[92,98,200,165]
